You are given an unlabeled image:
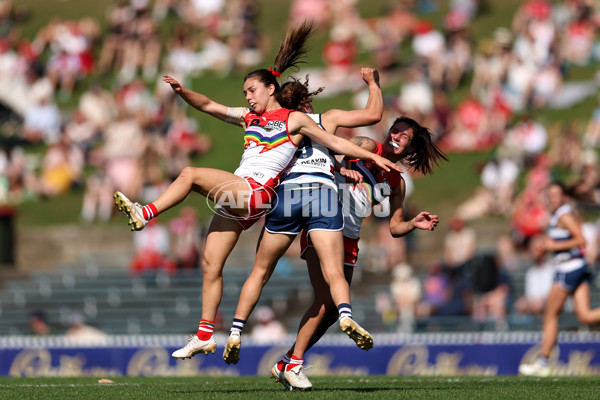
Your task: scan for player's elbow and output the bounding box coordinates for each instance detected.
[364,112,382,126]
[390,227,404,238]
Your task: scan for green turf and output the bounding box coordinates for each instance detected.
[0,376,599,399]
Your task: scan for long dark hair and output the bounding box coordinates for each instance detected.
[395,116,448,175]
[279,75,324,110]
[244,20,315,103]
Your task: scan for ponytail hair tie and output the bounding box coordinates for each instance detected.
[268,67,281,78]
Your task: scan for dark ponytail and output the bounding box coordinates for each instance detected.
[244,20,315,99]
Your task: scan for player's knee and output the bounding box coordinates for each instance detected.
[179,166,200,183]
[201,258,222,281]
[576,312,594,325]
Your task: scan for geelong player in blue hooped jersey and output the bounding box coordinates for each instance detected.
[222,68,383,387]
[272,115,447,390]
[519,182,600,377]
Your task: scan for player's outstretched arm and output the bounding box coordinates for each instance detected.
[291,112,401,173]
[163,75,242,126]
[321,68,383,132]
[389,180,438,237]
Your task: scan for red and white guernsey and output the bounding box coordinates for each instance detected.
[340,141,402,239]
[234,108,298,188]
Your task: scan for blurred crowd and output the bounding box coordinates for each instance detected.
[2,0,600,331]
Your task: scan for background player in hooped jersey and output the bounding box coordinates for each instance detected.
[221,68,383,390]
[112,21,401,361]
[519,182,600,377]
[269,116,448,391]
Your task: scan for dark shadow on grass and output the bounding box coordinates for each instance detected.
[169,386,452,394]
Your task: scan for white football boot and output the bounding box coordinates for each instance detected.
[113,191,148,231]
[270,361,288,388]
[518,359,551,377]
[171,335,217,359]
[283,364,312,392]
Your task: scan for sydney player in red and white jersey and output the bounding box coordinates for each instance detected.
[113,21,399,360]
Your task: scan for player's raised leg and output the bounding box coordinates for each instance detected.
[115,167,251,231]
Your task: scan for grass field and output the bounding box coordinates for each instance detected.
[1,376,600,399]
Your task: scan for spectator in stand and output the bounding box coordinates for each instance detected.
[561,3,595,66]
[511,188,549,250]
[496,233,520,272]
[183,0,225,30]
[583,96,600,148]
[514,235,554,315]
[471,31,512,104]
[96,107,147,199]
[64,110,98,157]
[228,0,265,72]
[417,261,471,320]
[250,306,287,344]
[442,215,476,275]
[29,310,50,335]
[81,160,114,223]
[501,113,548,167]
[571,160,600,207]
[164,24,200,78]
[321,24,358,87]
[390,262,421,332]
[471,252,511,331]
[33,18,99,99]
[531,60,562,109]
[398,65,433,120]
[581,219,600,268]
[442,28,472,92]
[65,313,108,345]
[411,20,445,89]
[443,94,488,152]
[289,0,331,29]
[97,0,134,75]
[0,143,36,203]
[480,156,520,216]
[21,93,61,145]
[38,132,84,198]
[166,110,212,157]
[78,83,118,133]
[169,206,204,271]
[503,54,536,112]
[130,218,176,276]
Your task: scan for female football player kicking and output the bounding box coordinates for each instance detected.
[113,22,399,360]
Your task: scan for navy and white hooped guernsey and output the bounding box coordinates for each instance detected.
[548,203,586,273]
[279,113,337,190]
